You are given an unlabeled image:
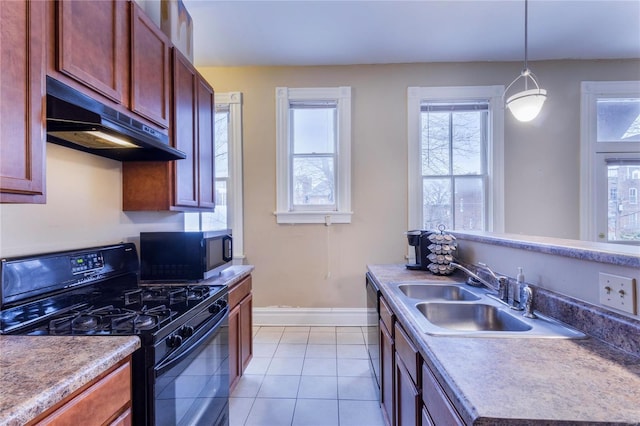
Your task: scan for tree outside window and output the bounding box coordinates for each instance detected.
[421,103,488,231]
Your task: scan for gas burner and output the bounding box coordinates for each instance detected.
[123,286,211,307]
[111,305,175,333]
[185,286,210,301]
[49,305,117,335]
[71,315,99,331]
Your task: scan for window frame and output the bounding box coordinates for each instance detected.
[579,81,640,242]
[407,86,505,233]
[275,87,352,224]
[185,91,245,262]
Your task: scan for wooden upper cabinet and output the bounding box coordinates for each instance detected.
[0,0,46,204]
[56,0,128,104]
[122,48,215,212]
[196,75,216,209]
[173,49,199,208]
[131,2,170,128]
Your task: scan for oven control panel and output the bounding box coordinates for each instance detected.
[70,252,104,275]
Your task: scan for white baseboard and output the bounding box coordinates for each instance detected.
[252,307,368,327]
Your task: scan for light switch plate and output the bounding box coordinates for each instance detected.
[599,273,637,315]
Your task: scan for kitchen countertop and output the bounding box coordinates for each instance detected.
[0,335,140,426]
[368,264,640,425]
[201,265,254,287]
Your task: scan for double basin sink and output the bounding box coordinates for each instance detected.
[389,281,586,339]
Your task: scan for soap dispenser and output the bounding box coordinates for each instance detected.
[512,267,525,310]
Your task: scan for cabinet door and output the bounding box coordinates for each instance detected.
[57,0,127,104]
[240,293,253,371]
[380,320,395,426]
[228,304,241,392]
[196,76,216,209]
[395,354,421,426]
[172,49,199,208]
[422,362,464,426]
[0,0,46,204]
[131,2,170,128]
[36,361,132,426]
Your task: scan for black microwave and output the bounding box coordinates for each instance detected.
[139,230,232,282]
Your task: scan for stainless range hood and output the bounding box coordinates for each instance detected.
[46,77,186,161]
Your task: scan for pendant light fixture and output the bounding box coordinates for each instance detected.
[504,0,547,122]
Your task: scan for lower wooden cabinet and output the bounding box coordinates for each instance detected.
[394,323,421,426]
[395,354,421,426]
[422,362,464,425]
[30,357,132,426]
[380,296,395,426]
[228,275,253,391]
[380,320,394,426]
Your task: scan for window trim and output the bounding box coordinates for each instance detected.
[407,86,505,233]
[275,87,352,224]
[218,92,245,261]
[579,81,640,242]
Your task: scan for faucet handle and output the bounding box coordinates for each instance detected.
[522,286,537,319]
[497,276,509,302]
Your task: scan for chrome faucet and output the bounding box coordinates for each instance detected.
[450,262,510,303]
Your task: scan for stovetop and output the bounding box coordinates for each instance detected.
[0,243,226,338]
[1,278,224,336]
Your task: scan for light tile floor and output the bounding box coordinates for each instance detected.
[230,326,385,426]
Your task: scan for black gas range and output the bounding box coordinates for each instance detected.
[0,243,229,426]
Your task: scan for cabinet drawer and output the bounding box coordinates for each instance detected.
[380,296,394,336]
[229,275,252,308]
[394,323,420,386]
[36,361,131,426]
[422,362,464,426]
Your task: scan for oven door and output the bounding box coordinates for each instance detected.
[153,310,229,426]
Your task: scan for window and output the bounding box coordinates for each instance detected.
[275,87,352,224]
[185,92,245,259]
[408,86,504,233]
[610,187,618,202]
[580,81,640,244]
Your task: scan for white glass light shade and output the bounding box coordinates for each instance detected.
[506,89,547,122]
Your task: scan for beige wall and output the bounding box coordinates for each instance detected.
[198,59,639,309]
[1,60,638,310]
[0,144,184,257]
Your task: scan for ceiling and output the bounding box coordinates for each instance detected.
[182,0,640,67]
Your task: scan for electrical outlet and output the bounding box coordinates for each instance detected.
[599,273,637,315]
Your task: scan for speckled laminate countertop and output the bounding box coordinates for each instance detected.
[368,264,640,425]
[0,335,140,426]
[202,265,254,287]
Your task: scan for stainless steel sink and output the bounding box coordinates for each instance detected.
[399,284,480,302]
[388,281,587,339]
[416,302,531,332]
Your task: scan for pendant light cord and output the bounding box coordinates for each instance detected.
[524,0,529,71]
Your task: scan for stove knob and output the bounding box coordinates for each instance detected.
[166,334,183,348]
[216,300,227,310]
[209,301,226,315]
[181,326,194,338]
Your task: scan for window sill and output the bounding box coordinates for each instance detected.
[274,211,353,224]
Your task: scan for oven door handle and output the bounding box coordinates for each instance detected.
[154,308,228,377]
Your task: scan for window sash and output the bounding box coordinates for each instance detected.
[288,103,338,211]
[420,104,489,231]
